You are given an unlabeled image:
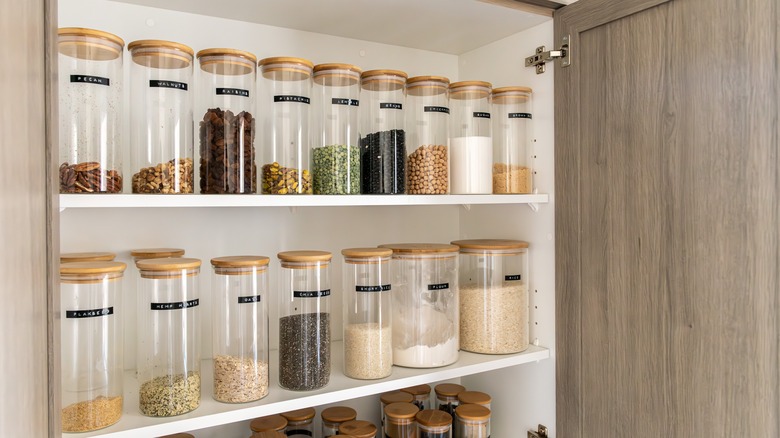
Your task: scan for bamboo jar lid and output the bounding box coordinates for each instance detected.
[197,48,257,75]
[361,69,407,91]
[434,383,465,398]
[338,420,377,438]
[136,257,201,278]
[380,390,415,405]
[401,383,432,396]
[449,80,492,100]
[416,409,452,427]
[128,39,194,69]
[280,407,316,422]
[454,403,491,421]
[451,239,529,250]
[130,247,185,260]
[341,247,393,262]
[250,414,287,432]
[407,76,450,96]
[58,27,124,61]
[321,406,357,423]
[60,252,116,263]
[159,434,195,438]
[211,256,270,268]
[457,390,492,406]
[385,402,420,420]
[60,261,126,275]
[378,243,459,254]
[250,431,286,438]
[259,56,313,80]
[313,63,362,86]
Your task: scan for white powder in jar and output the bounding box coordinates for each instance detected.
[344,322,393,379]
[459,283,529,354]
[450,136,493,194]
[394,336,459,368]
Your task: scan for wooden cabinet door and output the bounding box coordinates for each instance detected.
[555,0,779,436]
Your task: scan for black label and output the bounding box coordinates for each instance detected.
[509,112,532,119]
[149,80,188,91]
[428,283,450,291]
[293,289,331,298]
[150,299,199,310]
[70,75,110,86]
[285,430,313,437]
[473,111,491,119]
[332,98,359,106]
[274,95,310,104]
[356,284,391,292]
[216,87,249,97]
[380,102,402,110]
[66,307,113,318]
[238,295,262,304]
[424,105,450,114]
[505,274,522,281]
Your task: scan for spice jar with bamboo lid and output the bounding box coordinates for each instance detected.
[434,383,466,416]
[457,391,492,410]
[380,391,415,429]
[401,383,432,410]
[454,403,491,438]
[385,402,419,438]
[321,406,357,437]
[416,409,453,438]
[281,407,316,437]
[492,86,533,194]
[405,76,451,194]
[339,420,378,438]
[250,414,288,433]
[60,251,116,263]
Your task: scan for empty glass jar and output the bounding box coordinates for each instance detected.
[492,86,533,194]
[406,76,450,194]
[449,81,493,194]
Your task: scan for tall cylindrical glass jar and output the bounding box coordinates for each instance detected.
[211,256,270,403]
[451,239,530,354]
[492,87,533,194]
[378,243,459,368]
[60,261,126,432]
[136,257,201,416]
[453,404,490,438]
[197,48,258,194]
[312,63,362,194]
[258,57,314,195]
[449,81,492,194]
[281,408,316,437]
[385,402,419,438]
[58,28,124,194]
[61,251,116,263]
[360,69,408,194]
[406,76,450,194]
[277,250,332,390]
[416,410,452,438]
[321,406,357,438]
[129,40,194,194]
[341,247,393,379]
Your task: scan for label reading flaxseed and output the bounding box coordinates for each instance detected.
[293,289,331,298]
[66,307,113,318]
[237,295,262,304]
[356,284,391,292]
[150,299,199,310]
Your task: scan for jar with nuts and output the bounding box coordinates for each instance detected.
[406,76,451,195]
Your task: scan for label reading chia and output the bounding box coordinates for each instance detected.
[216,87,249,97]
[356,284,391,292]
[70,75,110,86]
[238,294,262,304]
[149,80,188,90]
[293,289,331,298]
[509,112,532,119]
[332,98,359,106]
[505,274,522,281]
[473,111,491,119]
[380,102,402,110]
[66,307,113,318]
[274,95,310,104]
[428,283,450,291]
[424,105,450,114]
[150,299,199,310]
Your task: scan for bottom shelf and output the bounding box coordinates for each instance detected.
[76,342,550,437]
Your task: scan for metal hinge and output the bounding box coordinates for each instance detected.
[525,35,570,74]
[528,424,549,438]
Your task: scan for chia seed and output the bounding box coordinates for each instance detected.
[279,312,330,390]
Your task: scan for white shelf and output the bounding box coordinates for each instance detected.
[74,342,549,437]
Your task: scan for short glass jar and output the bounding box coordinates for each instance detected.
[380,391,415,430]
[416,409,452,438]
[401,383,432,410]
[321,406,357,437]
[435,383,465,416]
[281,407,316,438]
[250,414,288,434]
[385,402,420,438]
[339,420,378,438]
[453,404,491,438]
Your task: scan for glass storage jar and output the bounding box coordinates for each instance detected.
[453,404,490,438]
[449,81,493,194]
[405,76,450,194]
[281,407,316,437]
[258,57,314,195]
[210,256,270,403]
[58,28,124,194]
[136,257,201,417]
[197,48,258,194]
[321,406,357,437]
[128,39,194,194]
[451,239,529,354]
[250,414,287,434]
[385,402,419,438]
[339,420,378,438]
[277,250,332,390]
[378,243,459,368]
[312,63,362,194]
[492,86,533,194]
[360,69,408,194]
[380,391,415,430]
[341,247,393,379]
[456,391,491,410]
[416,409,452,438]
[60,261,126,432]
[435,383,465,416]
[61,251,115,263]
[401,383,432,410]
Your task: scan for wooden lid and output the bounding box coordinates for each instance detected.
[341,247,393,259]
[128,39,193,56]
[197,48,257,63]
[58,27,125,46]
[58,27,124,61]
[250,431,287,438]
[454,403,491,421]
[277,250,332,263]
[135,257,201,271]
[60,261,126,276]
[378,243,459,254]
[407,75,450,88]
[361,69,408,80]
[434,383,465,397]
[197,48,257,75]
[450,81,491,100]
[250,414,287,432]
[493,86,532,94]
[400,383,431,396]
[60,252,115,263]
[321,406,357,423]
[384,402,420,420]
[158,434,195,438]
[210,256,270,268]
[258,56,313,68]
[450,80,492,90]
[281,407,316,421]
[380,391,414,405]
[451,239,529,250]
[259,56,313,80]
[314,63,362,74]
[361,69,407,92]
[128,39,193,69]
[457,390,492,405]
[131,248,185,260]
[313,63,362,86]
[338,420,377,438]
[415,409,452,427]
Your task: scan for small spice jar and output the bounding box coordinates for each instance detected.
[60,261,126,432]
[448,81,493,194]
[451,239,530,354]
[405,76,451,194]
[360,69,408,194]
[453,404,490,438]
[492,86,533,194]
[341,247,393,379]
[211,256,270,403]
[58,28,124,194]
[378,243,459,368]
[401,384,432,410]
[281,407,316,437]
[258,57,314,195]
[197,48,258,194]
[250,414,287,434]
[339,420,378,438]
[60,251,116,263]
[312,63,362,194]
[277,250,332,390]
[128,40,195,194]
[321,406,357,437]
[457,391,492,410]
[416,409,453,438]
[434,383,465,416]
[380,391,415,430]
[136,257,201,417]
[385,402,419,438]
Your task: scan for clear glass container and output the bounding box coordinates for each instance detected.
[136,257,201,416]
[277,250,332,390]
[312,63,362,194]
[416,409,452,438]
[385,402,419,438]
[453,404,490,438]
[128,40,194,194]
[321,406,357,437]
[250,414,288,434]
[401,383,432,410]
[378,243,459,368]
[451,239,529,354]
[60,261,126,432]
[435,383,465,416]
[61,251,116,263]
[211,256,270,403]
[341,247,393,379]
[448,81,493,194]
[456,391,492,410]
[258,57,314,195]
[492,86,533,194]
[339,420,378,438]
[281,408,316,437]
[380,391,415,430]
[406,76,450,195]
[58,28,124,194]
[197,48,258,194]
[360,69,408,194]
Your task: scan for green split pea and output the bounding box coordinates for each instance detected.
[313,144,361,194]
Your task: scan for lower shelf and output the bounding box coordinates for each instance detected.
[75,342,549,437]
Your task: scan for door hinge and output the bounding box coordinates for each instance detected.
[525,35,570,74]
[528,424,549,438]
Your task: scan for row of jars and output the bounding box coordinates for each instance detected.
[58,28,534,196]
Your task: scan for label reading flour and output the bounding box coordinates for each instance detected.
[356,284,391,292]
[66,307,113,318]
[293,289,331,298]
[237,295,262,304]
[149,80,188,90]
[216,87,249,97]
[505,274,522,281]
[274,95,310,104]
[427,283,450,291]
[150,299,199,310]
[70,75,110,86]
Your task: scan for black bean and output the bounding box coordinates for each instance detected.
[360,129,406,194]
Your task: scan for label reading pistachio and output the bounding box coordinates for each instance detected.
[274,95,310,104]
